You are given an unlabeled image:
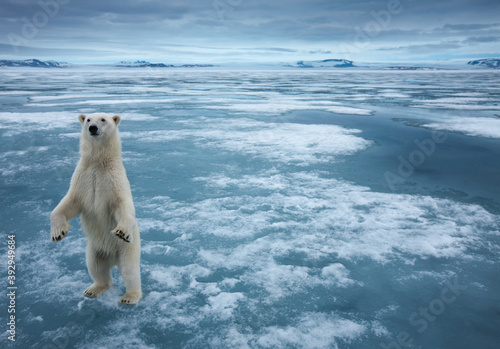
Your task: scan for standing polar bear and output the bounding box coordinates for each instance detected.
[50,113,142,305]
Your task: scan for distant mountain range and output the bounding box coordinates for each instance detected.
[1,58,499,69]
[467,58,500,69]
[0,59,215,69]
[116,61,216,68]
[0,59,69,68]
[286,59,355,68]
[382,66,444,71]
[117,61,175,68]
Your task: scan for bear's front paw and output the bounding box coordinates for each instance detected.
[50,221,70,242]
[112,227,132,243]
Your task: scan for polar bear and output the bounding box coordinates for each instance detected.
[50,113,142,305]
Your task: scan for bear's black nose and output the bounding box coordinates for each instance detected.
[89,125,99,135]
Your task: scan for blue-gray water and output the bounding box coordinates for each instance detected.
[1,69,500,348]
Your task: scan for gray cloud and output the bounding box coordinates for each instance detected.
[378,42,462,53]
[463,36,500,44]
[442,23,499,31]
[1,0,499,62]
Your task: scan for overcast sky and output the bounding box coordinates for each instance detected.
[1,0,499,63]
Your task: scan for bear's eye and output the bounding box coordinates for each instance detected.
[86,119,90,122]
[101,118,106,122]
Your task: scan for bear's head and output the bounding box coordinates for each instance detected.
[79,113,120,141]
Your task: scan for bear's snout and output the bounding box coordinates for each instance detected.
[89,125,100,136]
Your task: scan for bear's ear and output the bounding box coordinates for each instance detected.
[112,115,121,125]
[78,114,87,124]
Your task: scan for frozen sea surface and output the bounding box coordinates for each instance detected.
[1,69,500,348]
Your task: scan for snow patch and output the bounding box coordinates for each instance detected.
[423,116,500,138]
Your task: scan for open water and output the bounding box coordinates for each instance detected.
[1,68,499,348]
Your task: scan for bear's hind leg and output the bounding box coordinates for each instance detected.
[117,244,142,305]
[84,245,114,298]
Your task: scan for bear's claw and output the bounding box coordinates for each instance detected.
[120,291,142,305]
[113,229,131,243]
[50,222,70,242]
[84,283,112,298]
[52,232,63,241]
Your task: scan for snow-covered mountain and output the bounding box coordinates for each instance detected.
[467,58,500,69]
[116,60,215,68]
[116,61,175,68]
[0,59,69,68]
[287,59,355,68]
[382,66,445,71]
[2,58,499,70]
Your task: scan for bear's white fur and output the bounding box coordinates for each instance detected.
[50,112,142,305]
